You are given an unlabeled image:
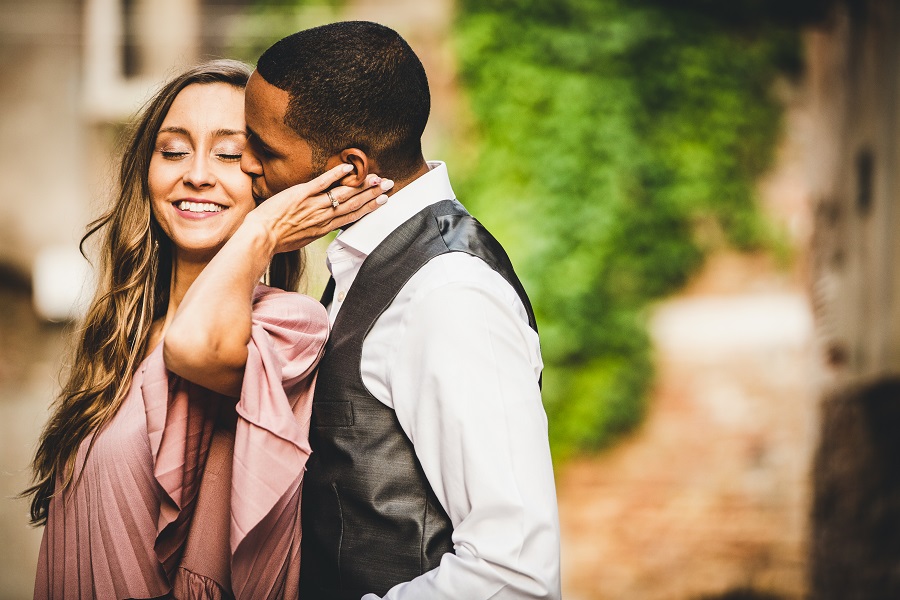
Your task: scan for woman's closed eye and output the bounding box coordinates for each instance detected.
[214,141,245,162]
[158,140,192,160]
[160,150,190,160]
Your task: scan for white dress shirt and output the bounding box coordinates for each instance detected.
[325,161,561,600]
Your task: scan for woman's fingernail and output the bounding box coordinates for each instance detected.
[376,194,389,205]
[380,179,394,191]
[342,163,354,173]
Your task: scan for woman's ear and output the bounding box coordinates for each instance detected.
[325,148,369,187]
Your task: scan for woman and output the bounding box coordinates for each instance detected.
[25,59,390,599]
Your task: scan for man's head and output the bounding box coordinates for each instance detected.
[241,21,430,199]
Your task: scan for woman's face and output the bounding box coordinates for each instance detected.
[149,82,253,263]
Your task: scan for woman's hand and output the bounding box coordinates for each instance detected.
[163,163,391,395]
[246,163,394,254]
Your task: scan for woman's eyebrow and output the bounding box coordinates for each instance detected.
[213,128,247,138]
[156,127,246,137]
[158,126,190,136]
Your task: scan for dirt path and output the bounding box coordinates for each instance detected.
[557,252,817,600]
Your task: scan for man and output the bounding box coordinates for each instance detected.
[241,21,561,600]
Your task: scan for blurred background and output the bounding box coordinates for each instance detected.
[2,0,898,598]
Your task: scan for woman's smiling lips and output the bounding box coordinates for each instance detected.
[172,198,227,219]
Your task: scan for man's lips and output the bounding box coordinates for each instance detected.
[252,186,270,204]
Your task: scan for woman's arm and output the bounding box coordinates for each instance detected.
[164,165,391,395]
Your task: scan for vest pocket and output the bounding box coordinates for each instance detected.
[311,401,354,427]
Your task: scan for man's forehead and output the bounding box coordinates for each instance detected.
[246,71,290,118]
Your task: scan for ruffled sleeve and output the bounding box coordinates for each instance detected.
[143,284,328,598]
[144,342,219,576]
[230,285,328,596]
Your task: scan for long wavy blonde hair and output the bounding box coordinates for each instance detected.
[25,59,303,525]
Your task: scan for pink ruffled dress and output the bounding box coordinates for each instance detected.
[34,286,328,599]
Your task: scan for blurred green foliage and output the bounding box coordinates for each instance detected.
[452,0,800,459]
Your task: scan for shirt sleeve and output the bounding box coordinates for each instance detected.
[363,278,561,600]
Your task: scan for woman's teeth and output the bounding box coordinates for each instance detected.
[177,201,223,213]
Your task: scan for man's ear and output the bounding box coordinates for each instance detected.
[325,148,370,187]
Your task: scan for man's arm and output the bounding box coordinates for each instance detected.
[364,269,561,599]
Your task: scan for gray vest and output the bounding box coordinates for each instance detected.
[298,199,538,599]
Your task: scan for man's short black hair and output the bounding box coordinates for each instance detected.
[257,21,430,180]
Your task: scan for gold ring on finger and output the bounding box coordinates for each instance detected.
[327,189,339,209]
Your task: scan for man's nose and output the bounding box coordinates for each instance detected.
[241,147,263,177]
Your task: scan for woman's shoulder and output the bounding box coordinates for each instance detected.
[252,284,329,331]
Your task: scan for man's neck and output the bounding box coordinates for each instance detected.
[339,159,431,232]
[387,160,430,197]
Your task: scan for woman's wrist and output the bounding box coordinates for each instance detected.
[235,212,279,269]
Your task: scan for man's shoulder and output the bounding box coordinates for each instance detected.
[405,252,528,318]
[416,250,506,287]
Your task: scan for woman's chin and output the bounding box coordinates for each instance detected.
[170,237,228,264]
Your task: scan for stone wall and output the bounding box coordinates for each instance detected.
[806,1,900,596]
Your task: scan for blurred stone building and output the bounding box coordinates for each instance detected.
[805,0,900,598]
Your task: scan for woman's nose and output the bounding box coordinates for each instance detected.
[183,155,216,188]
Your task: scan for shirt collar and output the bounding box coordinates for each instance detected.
[333,161,455,258]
